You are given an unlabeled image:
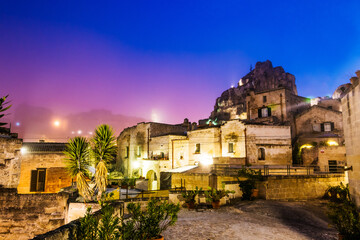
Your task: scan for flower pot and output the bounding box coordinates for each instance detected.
[187,201,196,209]
[211,201,220,209]
[148,235,164,240]
[121,185,128,189]
[251,189,259,198]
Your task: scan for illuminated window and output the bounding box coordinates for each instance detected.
[313,124,321,132]
[30,168,46,192]
[195,144,201,154]
[228,143,234,153]
[258,148,265,160]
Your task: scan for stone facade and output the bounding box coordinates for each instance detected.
[211,60,298,121]
[17,142,71,194]
[341,71,360,206]
[0,129,22,188]
[261,175,346,200]
[0,188,69,240]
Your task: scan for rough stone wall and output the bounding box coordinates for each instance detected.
[0,137,22,188]
[262,175,346,200]
[246,125,292,165]
[295,105,343,137]
[187,127,221,165]
[171,173,211,190]
[317,98,342,112]
[17,153,71,194]
[341,78,360,206]
[220,120,246,158]
[318,146,346,171]
[0,188,69,240]
[149,122,187,137]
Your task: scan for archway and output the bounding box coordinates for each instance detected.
[146,170,158,190]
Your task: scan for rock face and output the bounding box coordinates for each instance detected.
[211,60,297,121]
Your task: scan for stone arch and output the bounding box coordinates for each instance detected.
[146,170,158,191]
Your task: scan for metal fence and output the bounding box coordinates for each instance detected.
[211,164,345,176]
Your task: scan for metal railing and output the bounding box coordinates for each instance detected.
[211,164,345,176]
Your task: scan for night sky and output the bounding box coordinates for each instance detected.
[1,1,360,140]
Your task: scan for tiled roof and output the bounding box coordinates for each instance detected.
[22,142,66,153]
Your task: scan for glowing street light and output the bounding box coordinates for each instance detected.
[20,147,27,154]
[77,130,82,134]
[15,122,20,126]
[53,120,60,127]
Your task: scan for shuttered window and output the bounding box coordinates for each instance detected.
[30,169,46,192]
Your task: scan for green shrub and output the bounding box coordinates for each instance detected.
[181,186,202,204]
[204,185,234,203]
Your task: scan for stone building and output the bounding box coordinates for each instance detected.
[294,104,345,171]
[17,142,72,194]
[117,119,292,190]
[341,71,360,206]
[0,127,22,188]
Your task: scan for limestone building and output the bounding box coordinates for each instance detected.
[341,71,360,206]
[17,142,72,194]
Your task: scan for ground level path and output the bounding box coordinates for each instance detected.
[163,200,337,240]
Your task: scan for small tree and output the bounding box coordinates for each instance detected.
[92,124,117,200]
[64,137,92,201]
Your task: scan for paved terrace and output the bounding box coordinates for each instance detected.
[163,200,337,240]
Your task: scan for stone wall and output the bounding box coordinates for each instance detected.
[341,75,360,206]
[261,175,346,200]
[17,152,71,194]
[0,136,22,188]
[0,188,69,240]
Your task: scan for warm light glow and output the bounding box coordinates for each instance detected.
[199,154,213,165]
[133,161,141,169]
[88,131,93,135]
[300,144,313,150]
[20,147,27,154]
[77,130,82,134]
[327,140,339,146]
[53,120,60,127]
[151,110,160,122]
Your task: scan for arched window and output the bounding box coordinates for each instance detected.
[258,148,265,160]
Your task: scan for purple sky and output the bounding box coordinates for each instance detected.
[1,1,360,140]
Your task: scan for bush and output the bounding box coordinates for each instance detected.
[204,185,234,203]
[181,186,202,204]
[326,184,360,239]
[238,167,263,200]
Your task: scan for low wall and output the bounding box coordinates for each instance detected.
[0,188,69,240]
[261,174,347,200]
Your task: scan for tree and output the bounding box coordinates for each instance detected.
[64,137,92,201]
[92,124,117,199]
[0,95,11,127]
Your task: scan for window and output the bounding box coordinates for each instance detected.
[263,96,267,103]
[228,143,234,153]
[195,143,201,154]
[313,124,321,132]
[258,148,265,160]
[125,146,129,158]
[30,168,46,192]
[136,146,142,157]
[258,107,271,118]
[321,122,334,132]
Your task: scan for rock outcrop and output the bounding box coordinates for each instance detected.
[210,60,297,120]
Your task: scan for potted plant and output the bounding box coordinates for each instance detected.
[204,185,234,209]
[125,198,180,240]
[121,177,129,189]
[181,186,202,209]
[238,166,263,200]
[129,177,136,189]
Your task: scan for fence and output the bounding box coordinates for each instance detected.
[211,164,345,176]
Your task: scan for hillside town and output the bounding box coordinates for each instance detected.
[1,60,360,239]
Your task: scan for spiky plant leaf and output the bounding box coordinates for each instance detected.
[64,137,92,201]
[91,124,117,199]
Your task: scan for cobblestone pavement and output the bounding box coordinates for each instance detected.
[163,200,337,240]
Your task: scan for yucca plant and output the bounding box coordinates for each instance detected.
[64,137,92,201]
[92,124,117,200]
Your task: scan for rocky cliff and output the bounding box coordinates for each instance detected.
[210,60,297,120]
